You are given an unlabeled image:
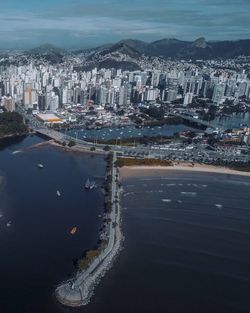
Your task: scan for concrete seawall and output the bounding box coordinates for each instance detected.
[55,152,123,307]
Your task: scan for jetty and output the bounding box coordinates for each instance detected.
[55,152,122,306]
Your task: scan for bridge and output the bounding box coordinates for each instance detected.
[170,112,224,131]
[35,127,100,149]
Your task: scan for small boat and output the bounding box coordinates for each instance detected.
[70,227,78,235]
[6,221,12,227]
[37,163,44,169]
[89,180,95,189]
[12,150,22,155]
[85,178,90,189]
[57,190,61,197]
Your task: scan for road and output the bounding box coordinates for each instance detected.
[55,152,120,307]
[16,105,250,165]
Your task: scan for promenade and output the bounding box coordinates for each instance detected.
[55,152,123,307]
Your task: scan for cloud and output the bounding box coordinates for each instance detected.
[0,0,249,48]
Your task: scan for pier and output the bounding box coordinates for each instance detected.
[55,152,122,307]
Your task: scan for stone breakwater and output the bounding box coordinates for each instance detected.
[55,155,123,307]
[55,189,123,306]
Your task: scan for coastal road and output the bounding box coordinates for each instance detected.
[56,152,120,306]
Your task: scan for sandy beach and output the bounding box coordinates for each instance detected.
[120,163,250,178]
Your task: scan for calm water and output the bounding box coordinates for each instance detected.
[0,135,106,313]
[65,124,196,141]
[1,137,250,313]
[65,113,250,142]
[64,170,250,313]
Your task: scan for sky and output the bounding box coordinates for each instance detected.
[1,0,250,49]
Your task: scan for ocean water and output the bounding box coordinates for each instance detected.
[79,170,250,313]
[0,135,106,313]
[1,136,250,313]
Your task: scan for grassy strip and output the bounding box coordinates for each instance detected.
[229,165,250,172]
[115,157,173,167]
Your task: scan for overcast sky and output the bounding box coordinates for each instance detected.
[1,0,250,49]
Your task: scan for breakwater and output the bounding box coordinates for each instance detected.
[55,152,123,307]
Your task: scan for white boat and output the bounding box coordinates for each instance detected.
[37,163,44,168]
[6,221,11,227]
[90,181,95,189]
[12,150,22,155]
[57,190,61,197]
[85,178,91,189]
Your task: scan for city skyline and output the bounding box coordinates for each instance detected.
[1,0,250,49]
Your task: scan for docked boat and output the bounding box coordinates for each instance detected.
[57,190,61,197]
[89,180,95,189]
[6,221,12,227]
[70,227,78,235]
[85,178,90,189]
[37,163,44,169]
[12,150,22,155]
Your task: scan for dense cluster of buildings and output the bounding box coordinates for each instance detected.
[0,60,250,117]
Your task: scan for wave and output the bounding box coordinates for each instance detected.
[162,199,172,203]
[181,192,197,197]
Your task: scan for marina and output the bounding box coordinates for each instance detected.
[65,124,197,142]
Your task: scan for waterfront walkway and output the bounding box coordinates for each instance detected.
[55,152,122,307]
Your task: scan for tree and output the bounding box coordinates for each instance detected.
[90,146,96,151]
[68,140,76,147]
[103,145,111,151]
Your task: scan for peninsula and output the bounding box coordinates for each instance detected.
[55,152,123,306]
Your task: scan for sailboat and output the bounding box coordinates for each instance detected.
[89,180,95,189]
[85,178,91,189]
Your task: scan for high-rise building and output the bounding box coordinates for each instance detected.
[24,88,37,109]
[184,92,193,106]
[38,93,46,111]
[2,95,15,112]
[212,84,226,104]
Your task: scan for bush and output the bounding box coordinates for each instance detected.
[90,146,96,151]
[68,140,76,147]
[103,145,111,151]
[115,158,173,167]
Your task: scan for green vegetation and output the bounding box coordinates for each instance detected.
[96,135,173,147]
[77,238,109,270]
[0,111,28,139]
[90,146,96,151]
[229,162,250,172]
[77,152,114,272]
[78,250,100,270]
[103,145,111,151]
[115,157,173,167]
[68,140,76,147]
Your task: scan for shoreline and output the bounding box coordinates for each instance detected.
[55,153,123,307]
[0,132,28,141]
[49,139,106,155]
[119,163,250,178]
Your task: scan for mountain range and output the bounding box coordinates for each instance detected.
[21,38,250,67]
[90,37,250,60]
